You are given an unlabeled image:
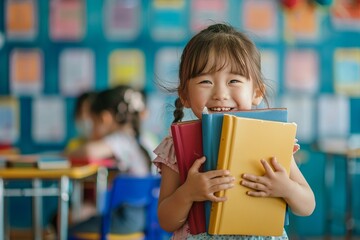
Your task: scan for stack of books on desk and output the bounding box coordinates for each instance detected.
[37,155,70,169]
[1,154,70,169]
[6,155,38,168]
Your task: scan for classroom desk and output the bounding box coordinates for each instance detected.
[0,164,107,240]
[320,145,360,240]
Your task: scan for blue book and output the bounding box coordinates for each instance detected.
[201,108,288,231]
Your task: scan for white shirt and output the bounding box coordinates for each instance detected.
[103,131,149,176]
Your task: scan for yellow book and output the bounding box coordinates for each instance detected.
[209,115,297,236]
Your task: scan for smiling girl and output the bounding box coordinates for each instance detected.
[153,23,315,239]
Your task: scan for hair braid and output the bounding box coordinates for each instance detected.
[173,97,184,123]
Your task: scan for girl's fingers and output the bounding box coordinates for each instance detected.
[209,181,235,193]
[260,159,275,176]
[241,180,266,191]
[246,190,268,197]
[205,169,231,179]
[209,176,235,186]
[270,157,285,172]
[241,174,266,186]
[188,156,206,174]
[208,195,228,202]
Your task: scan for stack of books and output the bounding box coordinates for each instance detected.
[171,108,297,236]
[1,154,70,169]
[37,154,70,169]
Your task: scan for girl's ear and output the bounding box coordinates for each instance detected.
[100,110,114,125]
[180,97,190,108]
[179,91,190,108]
[252,86,264,106]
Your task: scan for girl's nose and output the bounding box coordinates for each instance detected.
[212,85,229,101]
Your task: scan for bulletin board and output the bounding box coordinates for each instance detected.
[0,0,360,234]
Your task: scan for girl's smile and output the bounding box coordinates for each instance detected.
[182,65,263,119]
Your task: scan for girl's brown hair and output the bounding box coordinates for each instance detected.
[173,23,269,123]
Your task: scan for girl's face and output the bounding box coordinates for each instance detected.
[182,65,263,119]
[90,111,115,140]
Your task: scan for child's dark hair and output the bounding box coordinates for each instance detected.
[74,91,97,119]
[173,23,269,123]
[91,85,152,166]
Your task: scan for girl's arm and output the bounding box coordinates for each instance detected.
[158,157,235,232]
[241,157,315,216]
[66,140,113,160]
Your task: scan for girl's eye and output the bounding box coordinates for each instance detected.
[199,80,212,84]
[229,79,242,84]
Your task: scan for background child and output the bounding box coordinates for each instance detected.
[65,90,97,153]
[68,85,152,235]
[153,23,316,239]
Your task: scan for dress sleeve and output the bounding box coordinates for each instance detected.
[153,135,179,174]
[293,139,300,154]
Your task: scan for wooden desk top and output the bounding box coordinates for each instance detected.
[0,164,99,179]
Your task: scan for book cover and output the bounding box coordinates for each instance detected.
[7,155,37,168]
[202,108,288,228]
[70,157,116,168]
[170,120,206,235]
[38,155,70,169]
[208,115,297,236]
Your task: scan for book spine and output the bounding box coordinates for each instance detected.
[170,125,186,183]
[208,114,234,234]
[202,113,213,231]
[202,113,212,172]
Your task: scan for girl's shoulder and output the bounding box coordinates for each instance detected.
[153,135,179,173]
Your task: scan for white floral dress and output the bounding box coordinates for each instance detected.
[153,135,300,240]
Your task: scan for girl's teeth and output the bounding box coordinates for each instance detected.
[210,107,231,112]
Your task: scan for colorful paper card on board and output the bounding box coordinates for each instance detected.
[10,48,43,95]
[283,1,320,42]
[242,0,278,41]
[190,0,228,33]
[59,48,94,96]
[155,47,181,83]
[6,0,37,40]
[331,0,360,31]
[32,96,66,143]
[103,0,141,41]
[334,48,360,96]
[260,50,279,95]
[50,0,85,41]
[285,50,319,94]
[150,0,187,41]
[318,94,349,139]
[109,49,145,89]
[0,97,19,144]
[282,94,315,143]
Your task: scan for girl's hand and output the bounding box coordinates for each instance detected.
[184,156,235,202]
[240,157,292,198]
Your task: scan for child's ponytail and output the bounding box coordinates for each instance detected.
[130,112,152,169]
[173,97,184,123]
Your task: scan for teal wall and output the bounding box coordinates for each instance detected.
[0,0,360,236]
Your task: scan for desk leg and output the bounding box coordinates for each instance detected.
[96,167,108,214]
[0,178,4,240]
[33,178,43,240]
[59,176,70,240]
[71,180,83,219]
[345,156,354,240]
[325,153,335,240]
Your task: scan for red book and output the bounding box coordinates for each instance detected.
[170,120,206,235]
[70,157,117,168]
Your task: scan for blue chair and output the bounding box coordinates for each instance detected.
[70,174,169,240]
